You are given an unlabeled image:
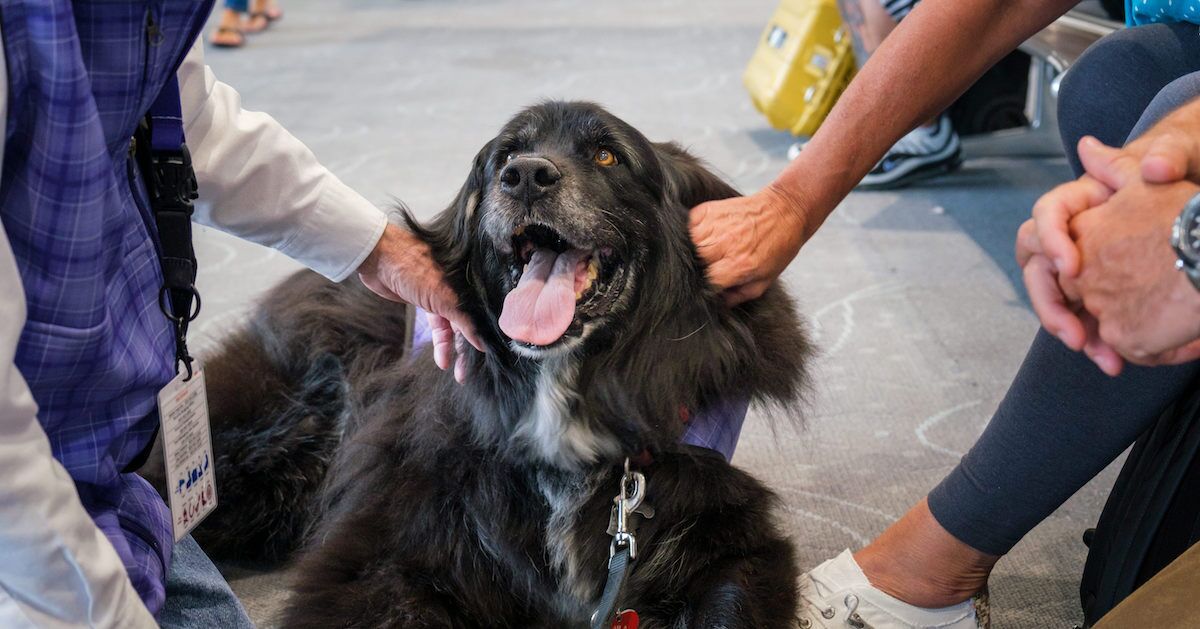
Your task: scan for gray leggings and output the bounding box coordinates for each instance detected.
[926,22,1200,556]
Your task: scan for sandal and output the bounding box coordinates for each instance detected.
[244,12,270,34]
[246,0,282,33]
[209,26,245,48]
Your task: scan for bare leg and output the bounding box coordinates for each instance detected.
[849,28,1200,610]
[854,328,1198,608]
[854,499,997,608]
[838,0,900,61]
[209,9,246,48]
[245,0,270,34]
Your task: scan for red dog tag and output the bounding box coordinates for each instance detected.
[611,609,639,629]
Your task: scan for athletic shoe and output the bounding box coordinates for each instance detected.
[856,114,962,190]
[797,550,989,628]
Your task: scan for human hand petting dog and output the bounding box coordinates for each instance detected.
[1017,126,1200,376]
[357,223,484,382]
[689,184,812,305]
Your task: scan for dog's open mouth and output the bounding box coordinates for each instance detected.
[499,223,626,348]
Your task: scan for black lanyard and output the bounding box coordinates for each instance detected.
[135,76,201,380]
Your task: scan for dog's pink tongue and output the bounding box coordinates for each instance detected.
[500,249,588,346]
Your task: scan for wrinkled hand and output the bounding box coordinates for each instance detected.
[1015,162,1117,370]
[689,185,811,305]
[1018,123,1200,278]
[1064,173,1200,370]
[1018,135,1200,375]
[357,224,484,383]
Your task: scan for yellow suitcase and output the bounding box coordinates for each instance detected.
[743,0,857,138]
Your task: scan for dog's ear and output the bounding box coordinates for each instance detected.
[636,142,812,420]
[400,140,492,270]
[655,141,740,209]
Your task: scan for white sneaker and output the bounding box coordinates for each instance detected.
[856,114,962,190]
[797,550,987,629]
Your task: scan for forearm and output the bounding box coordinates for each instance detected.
[772,0,1077,237]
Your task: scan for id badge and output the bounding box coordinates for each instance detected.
[157,366,218,542]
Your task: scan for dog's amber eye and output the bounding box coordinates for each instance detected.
[594,148,617,167]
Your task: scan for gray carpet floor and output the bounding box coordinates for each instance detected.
[193,1,1116,626]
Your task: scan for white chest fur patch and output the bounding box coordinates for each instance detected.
[514,358,621,470]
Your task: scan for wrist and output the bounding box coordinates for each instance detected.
[1167,272,1200,346]
[762,180,820,244]
[769,141,856,242]
[358,223,405,278]
[1171,191,1200,292]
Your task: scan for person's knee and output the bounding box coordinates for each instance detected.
[1057,25,1180,174]
[1056,39,1124,174]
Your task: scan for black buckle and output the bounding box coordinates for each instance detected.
[146,144,199,214]
[135,122,202,381]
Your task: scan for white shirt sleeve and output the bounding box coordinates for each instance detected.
[0,28,158,629]
[178,41,388,282]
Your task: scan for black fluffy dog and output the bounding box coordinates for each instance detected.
[191,101,812,628]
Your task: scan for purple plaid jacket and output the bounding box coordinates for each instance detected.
[0,0,212,614]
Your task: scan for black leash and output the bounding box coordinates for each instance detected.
[122,77,201,475]
[122,77,201,476]
[591,458,654,629]
[136,77,201,380]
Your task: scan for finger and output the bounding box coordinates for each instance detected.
[722,281,767,307]
[1023,255,1086,350]
[1029,176,1110,277]
[1141,134,1194,183]
[429,313,455,371]
[688,203,716,251]
[688,201,710,231]
[1147,338,1200,366]
[705,258,745,293]
[429,281,485,354]
[1015,219,1040,268]
[1058,270,1082,304]
[455,353,467,384]
[1078,136,1140,191]
[1080,313,1124,376]
[453,333,468,384]
[691,233,725,270]
[451,315,486,353]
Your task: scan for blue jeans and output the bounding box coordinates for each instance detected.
[225,0,249,13]
[158,536,254,628]
[926,22,1200,556]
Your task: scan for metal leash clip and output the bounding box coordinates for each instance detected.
[608,458,654,560]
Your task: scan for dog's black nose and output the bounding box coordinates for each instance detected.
[500,156,561,200]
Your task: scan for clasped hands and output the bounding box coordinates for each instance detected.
[1018,112,1200,376]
